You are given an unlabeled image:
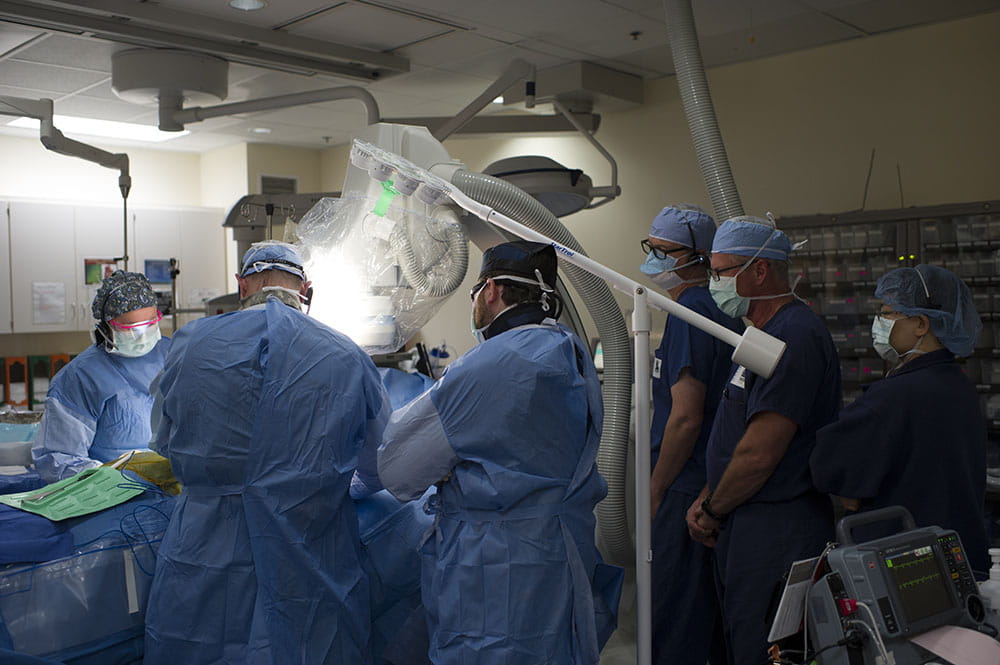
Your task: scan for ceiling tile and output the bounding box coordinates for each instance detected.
[52,95,152,122]
[124,0,344,31]
[0,23,46,57]
[697,12,860,68]
[284,3,453,50]
[398,30,506,67]
[536,12,668,59]
[11,33,113,72]
[829,0,1000,34]
[0,60,107,94]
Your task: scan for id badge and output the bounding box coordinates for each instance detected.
[730,365,747,389]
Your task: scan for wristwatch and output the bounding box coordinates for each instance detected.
[701,492,727,522]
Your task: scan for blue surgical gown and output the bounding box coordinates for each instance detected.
[650,286,741,665]
[143,299,389,665]
[706,301,840,665]
[378,319,621,665]
[811,348,988,575]
[31,339,170,483]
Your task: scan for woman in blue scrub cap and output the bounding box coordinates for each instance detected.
[811,265,988,576]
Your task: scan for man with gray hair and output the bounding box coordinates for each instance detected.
[687,216,840,664]
[235,240,312,310]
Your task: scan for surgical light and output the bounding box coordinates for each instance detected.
[484,155,594,217]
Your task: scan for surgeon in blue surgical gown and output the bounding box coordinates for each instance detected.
[144,241,390,665]
[378,240,622,665]
[32,271,169,482]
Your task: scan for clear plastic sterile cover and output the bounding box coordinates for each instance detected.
[296,195,468,355]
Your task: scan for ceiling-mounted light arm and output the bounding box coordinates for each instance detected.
[432,59,537,143]
[0,95,132,267]
[165,86,381,132]
[552,99,619,209]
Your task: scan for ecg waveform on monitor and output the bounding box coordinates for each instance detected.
[898,573,943,589]
[890,553,936,571]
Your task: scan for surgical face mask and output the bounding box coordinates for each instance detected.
[110,324,161,358]
[640,251,705,291]
[871,316,899,364]
[240,285,305,310]
[709,256,799,319]
[871,314,925,367]
[470,286,488,344]
[709,273,750,318]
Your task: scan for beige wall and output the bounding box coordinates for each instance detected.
[200,143,249,291]
[0,135,202,206]
[246,143,321,194]
[410,12,1000,356]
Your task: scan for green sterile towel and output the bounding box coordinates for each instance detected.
[0,466,144,521]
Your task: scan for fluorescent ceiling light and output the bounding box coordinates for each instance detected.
[7,115,189,143]
[229,0,267,10]
[492,96,504,104]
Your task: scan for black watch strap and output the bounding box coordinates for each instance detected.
[701,492,726,522]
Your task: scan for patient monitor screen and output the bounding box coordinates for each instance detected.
[884,544,954,624]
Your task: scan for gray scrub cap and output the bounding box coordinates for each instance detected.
[875,264,982,357]
[92,271,157,321]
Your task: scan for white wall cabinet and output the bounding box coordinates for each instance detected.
[0,202,11,334]
[9,201,80,333]
[5,200,225,335]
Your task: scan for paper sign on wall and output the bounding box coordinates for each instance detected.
[32,282,66,325]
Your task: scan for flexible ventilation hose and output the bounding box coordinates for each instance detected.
[452,170,635,566]
[665,0,744,221]
[391,216,468,298]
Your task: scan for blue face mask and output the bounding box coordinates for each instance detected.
[640,251,679,276]
[470,286,488,344]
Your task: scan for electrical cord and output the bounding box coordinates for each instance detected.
[845,619,890,663]
[855,601,889,659]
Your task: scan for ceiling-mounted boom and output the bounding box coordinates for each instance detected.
[0,95,133,268]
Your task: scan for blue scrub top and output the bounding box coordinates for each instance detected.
[811,348,988,575]
[707,300,841,501]
[32,339,170,482]
[650,286,743,494]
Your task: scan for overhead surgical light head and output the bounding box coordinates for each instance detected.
[483,156,594,217]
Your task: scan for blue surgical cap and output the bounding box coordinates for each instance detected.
[92,271,157,321]
[875,264,981,357]
[648,204,716,251]
[239,241,306,280]
[712,216,793,261]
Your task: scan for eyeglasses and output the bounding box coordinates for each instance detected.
[707,262,750,282]
[640,239,690,260]
[875,310,906,321]
[109,310,163,331]
[469,280,487,301]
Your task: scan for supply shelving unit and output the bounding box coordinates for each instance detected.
[779,200,1000,445]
